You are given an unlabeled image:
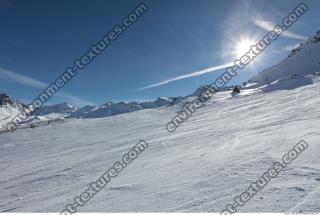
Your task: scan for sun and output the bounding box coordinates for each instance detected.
[234,38,255,58]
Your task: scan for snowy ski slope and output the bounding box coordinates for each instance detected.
[0,76,319,213]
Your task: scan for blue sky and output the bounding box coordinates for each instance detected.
[0,0,319,106]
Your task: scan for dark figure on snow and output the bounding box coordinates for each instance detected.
[232,86,241,94]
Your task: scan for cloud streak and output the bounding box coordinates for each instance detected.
[284,44,300,51]
[0,68,96,106]
[0,68,47,89]
[137,62,233,91]
[254,19,307,40]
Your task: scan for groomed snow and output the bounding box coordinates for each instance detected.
[0,77,319,213]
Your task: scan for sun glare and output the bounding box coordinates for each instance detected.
[234,38,255,58]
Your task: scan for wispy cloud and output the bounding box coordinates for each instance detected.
[253,19,307,40]
[137,63,233,91]
[0,68,47,88]
[284,43,300,51]
[0,68,96,106]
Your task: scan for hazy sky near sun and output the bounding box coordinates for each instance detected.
[0,0,319,106]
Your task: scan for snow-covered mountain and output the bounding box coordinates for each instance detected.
[32,102,78,117]
[0,93,28,129]
[0,93,27,110]
[70,97,184,119]
[248,31,320,91]
[0,95,185,129]
[41,97,186,120]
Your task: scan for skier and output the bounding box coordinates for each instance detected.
[232,86,241,95]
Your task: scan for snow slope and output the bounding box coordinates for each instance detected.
[249,31,320,91]
[0,93,28,130]
[0,76,319,213]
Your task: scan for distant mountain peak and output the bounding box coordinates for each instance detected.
[0,92,27,109]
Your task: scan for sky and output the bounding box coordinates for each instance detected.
[0,0,319,106]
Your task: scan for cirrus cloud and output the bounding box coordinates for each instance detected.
[137,62,233,91]
[0,68,96,106]
[253,19,307,40]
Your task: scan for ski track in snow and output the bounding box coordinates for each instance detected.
[0,78,320,212]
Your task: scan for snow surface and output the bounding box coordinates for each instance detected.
[0,76,319,213]
[0,105,22,129]
[249,31,320,88]
[0,93,26,130]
